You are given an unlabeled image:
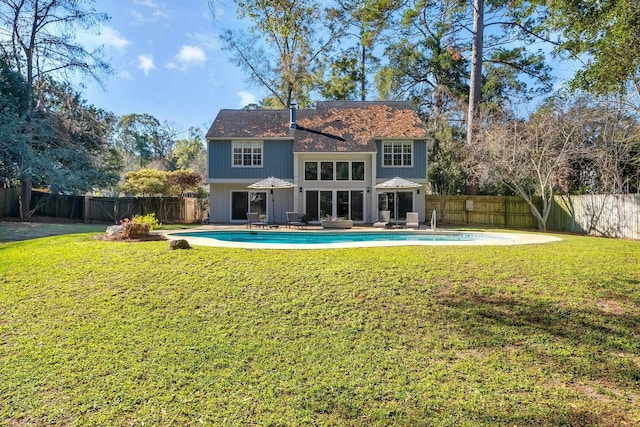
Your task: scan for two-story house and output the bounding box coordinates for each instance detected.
[206,101,428,225]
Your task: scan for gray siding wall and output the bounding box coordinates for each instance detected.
[208,139,295,179]
[209,183,296,224]
[375,140,428,179]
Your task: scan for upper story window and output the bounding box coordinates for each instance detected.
[232,141,262,167]
[305,161,318,180]
[336,162,349,180]
[320,162,333,181]
[351,162,365,180]
[304,161,365,181]
[383,141,413,167]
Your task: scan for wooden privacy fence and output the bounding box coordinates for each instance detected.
[3,188,637,238]
[87,196,205,224]
[426,194,640,239]
[0,189,86,220]
[32,191,85,219]
[426,195,541,229]
[0,189,206,223]
[547,194,639,240]
[0,188,20,217]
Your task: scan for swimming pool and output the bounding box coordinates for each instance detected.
[170,230,518,249]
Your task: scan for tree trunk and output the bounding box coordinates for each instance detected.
[465,0,484,195]
[361,44,366,101]
[19,171,32,219]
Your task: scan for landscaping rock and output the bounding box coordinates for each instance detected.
[106,225,124,236]
[127,223,151,237]
[169,239,191,250]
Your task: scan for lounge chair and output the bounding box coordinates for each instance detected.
[246,212,267,229]
[286,212,306,228]
[406,212,420,229]
[373,210,390,228]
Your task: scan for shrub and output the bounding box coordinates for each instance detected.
[131,213,160,230]
[117,214,159,239]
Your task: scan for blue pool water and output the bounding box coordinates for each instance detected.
[174,230,500,245]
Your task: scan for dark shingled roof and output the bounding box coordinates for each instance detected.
[206,101,427,153]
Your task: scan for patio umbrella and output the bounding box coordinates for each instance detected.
[248,177,296,223]
[375,177,422,225]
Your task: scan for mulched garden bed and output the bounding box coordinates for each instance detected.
[94,233,167,243]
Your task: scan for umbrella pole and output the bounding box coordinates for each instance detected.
[271,188,274,223]
[395,189,398,225]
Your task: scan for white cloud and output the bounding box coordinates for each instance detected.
[166,45,207,71]
[133,0,157,6]
[176,45,207,65]
[77,25,130,51]
[131,0,169,23]
[101,26,130,50]
[137,54,156,75]
[238,91,257,107]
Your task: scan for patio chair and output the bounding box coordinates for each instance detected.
[373,210,390,229]
[246,212,267,229]
[286,212,306,229]
[406,212,420,229]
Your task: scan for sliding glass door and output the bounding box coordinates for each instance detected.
[231,191,266,221]
[304,190,364,221]
[378,191,414,221]
[350,190,364,221]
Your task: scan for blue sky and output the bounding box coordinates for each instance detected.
[80,0,256,134]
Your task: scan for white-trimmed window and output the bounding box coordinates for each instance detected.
[303,161,365,181]
[232,141,262,167]
[383,141,413,167]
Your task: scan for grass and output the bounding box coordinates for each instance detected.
[0,220,106,242]
[0,226,639,426]
[0,220,194,242]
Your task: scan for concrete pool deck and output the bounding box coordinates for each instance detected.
[160,225,562,250]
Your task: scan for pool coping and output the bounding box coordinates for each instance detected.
[160,226,562,249]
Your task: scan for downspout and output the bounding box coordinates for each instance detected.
[290,103,298,214]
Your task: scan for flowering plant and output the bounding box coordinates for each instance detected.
[119,214,158,238]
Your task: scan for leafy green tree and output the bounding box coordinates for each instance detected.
[319,52,361,100]
[214,0,341,108]
[171,127,207,178]
[115,114,158,167]
[0,0,111,217]
[378,0,552,115]
[377,0,552,194]
[122,169,169,197]
[123,168,204,221]
[1,69,120,215]
[322,0,401,100]
[115,114,177,169]
[166,170,202,196]
[529,0,640,102]
[375,14,468,117]
[28,81,121,205]
[427,116,466,219]
[0,58,30,187]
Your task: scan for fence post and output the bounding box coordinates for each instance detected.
[84,194,91,223]
[504,198,508,228]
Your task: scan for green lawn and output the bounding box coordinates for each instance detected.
[1,229,638,426]
[0,221,107,242]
